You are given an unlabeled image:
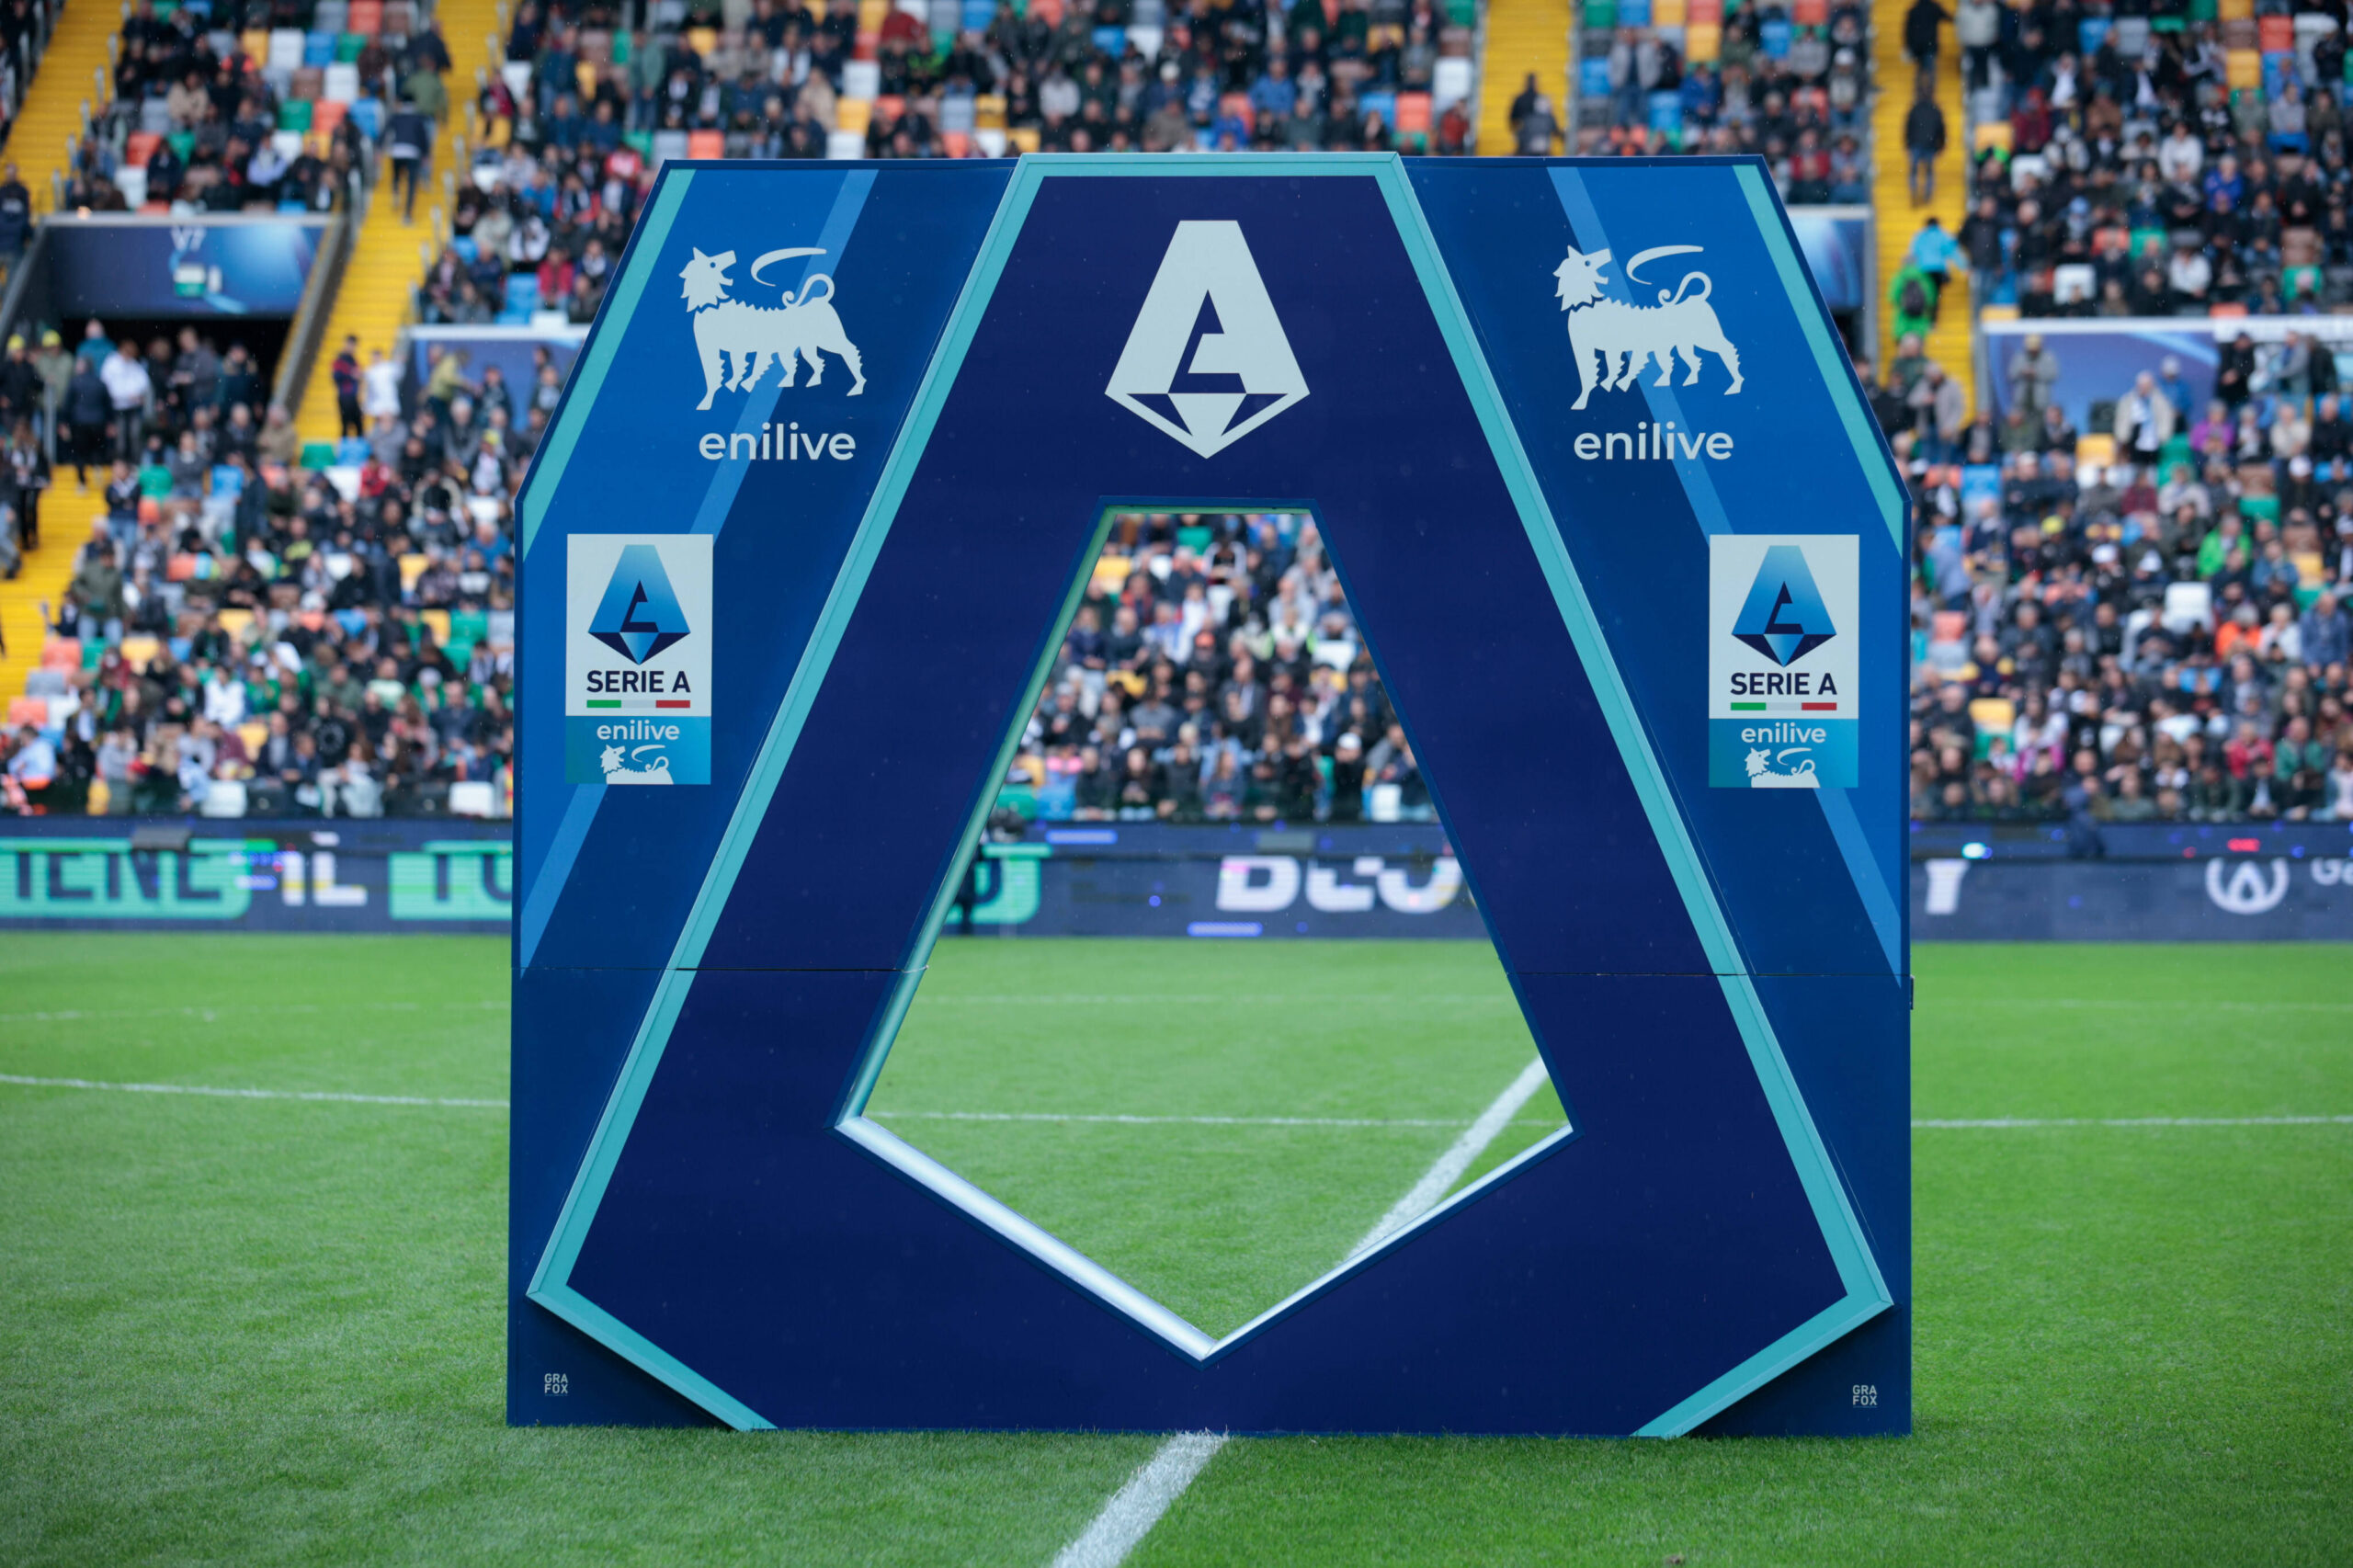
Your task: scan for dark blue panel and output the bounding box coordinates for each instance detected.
[506,962,699,1424]
[700,172,1710,980]
[1408,159,1908,978]
[1701,972,1910,1435]
[564,965,1843,1431]
[517,163,1013,973]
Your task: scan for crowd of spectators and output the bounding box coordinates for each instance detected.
[1567,0,1874,199]
[424,0,1483,322]
[1,327,535,818]
[61,0,449,215]
[1951,0,2353,317]
[1006,511,1426,824]
[1878,331,2353,824]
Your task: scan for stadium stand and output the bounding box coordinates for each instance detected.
[0,0,516,819]
[1008,511,1415,824]
[1883,0,2353,828]
[1538,0,2353,823]
[10,0,2350,824]
[403,0,1485,339]
[0,2,110,699]
[0,322,522,820]
[293,0,504,445]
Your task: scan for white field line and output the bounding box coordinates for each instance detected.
[7,1074,2351,1134]
[0,1000,508,1024]
[1915,1115,2353,1128]
[1347,1055,1554,1262]
[1048,1431,1228,1568]
[1045,1052,1560,1568]
[0,1074,508,1108]
[1949,998,2353,1013]
[9,1074,2348,1137]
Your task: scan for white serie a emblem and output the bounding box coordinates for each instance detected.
[681,245,866,410]
[1107,221,1309,459]
[1552,244,1744,411]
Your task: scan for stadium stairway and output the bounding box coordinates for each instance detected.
[1870,0,1972,408]
[0,2,142,693]
[0,0,124,216]
[1478,0,1570,154]
[294,0,504,444]
[2,483,105,697]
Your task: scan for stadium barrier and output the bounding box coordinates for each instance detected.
[7,817,2348,938]
[0,818,509,931]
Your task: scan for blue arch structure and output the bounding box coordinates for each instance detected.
[509,154,1910,1437]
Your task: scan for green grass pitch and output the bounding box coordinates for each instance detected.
[1,934,2347,1566]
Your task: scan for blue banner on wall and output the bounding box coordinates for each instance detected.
[33,215,327,318]
[1914,853,2353,938]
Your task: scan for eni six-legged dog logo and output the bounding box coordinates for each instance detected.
[681,245,867,409]
[1552,244,1744,410]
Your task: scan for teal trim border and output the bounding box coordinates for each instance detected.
[1546,165,1903,979]
[529,154,1890,1435]
[837,504,1119,1123]
[1383,165,1892,1436]
[519,169,695,562]
[523,159,1043,1426]
[516,169,876,968]
[836,494,1586,1364]
[1731,165,1907,553]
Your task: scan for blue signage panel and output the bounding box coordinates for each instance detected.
[34,216,327,317]
[510,156,1910,1437]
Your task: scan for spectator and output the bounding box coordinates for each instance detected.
[1909,217,1961,321]
[2006,335,2060,421]
[0,163,28,267]
[99,338,151,463]
[386,104,435,223]
[1904,0,1949,90]
[332,336,365,440]
[63,357,110,486]
[1904,83,1946,204]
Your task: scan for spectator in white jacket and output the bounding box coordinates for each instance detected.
[2112,372,2176,462]
[2158,123,2203,182]
[203,665,247,728]
[99,343,151,463]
